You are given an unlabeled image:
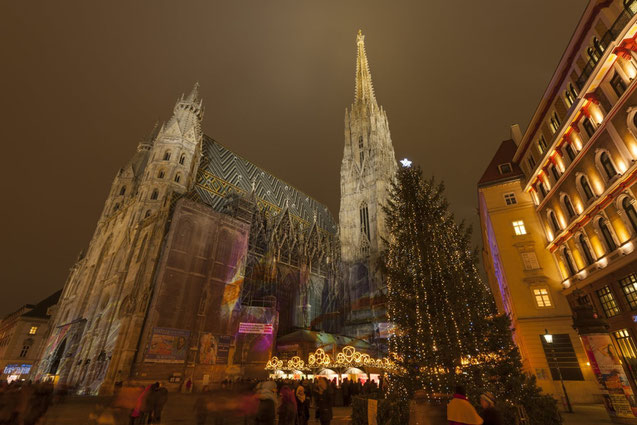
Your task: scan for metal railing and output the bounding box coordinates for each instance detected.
[575,3,637,90]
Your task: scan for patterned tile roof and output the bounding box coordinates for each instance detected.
[194,136,338,234]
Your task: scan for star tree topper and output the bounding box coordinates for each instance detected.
[400,158,412,167]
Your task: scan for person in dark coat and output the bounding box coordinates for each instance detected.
[295,385,310,425]
[480,392,503,425]
[277,386,297,425]
[315,378,333,425]
[254,381,276,425]
[341,378,351,407]
[149,382,168,424]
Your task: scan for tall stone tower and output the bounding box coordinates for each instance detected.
[34,83,205,395]
[339,31,397,340]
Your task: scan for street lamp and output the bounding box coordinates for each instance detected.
[543,329,573,413]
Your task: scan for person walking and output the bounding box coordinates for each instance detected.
[277,386,297,425]
[315,378,333,425]
[479,392,503,425]
[254,381,277,425]
[295,385,310,425]
[446,385,483,425]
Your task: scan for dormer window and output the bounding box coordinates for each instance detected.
[498,163,512,174]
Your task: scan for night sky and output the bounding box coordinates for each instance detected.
[1,1,587,316]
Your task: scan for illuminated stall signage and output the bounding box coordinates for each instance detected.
[238,322,273,334]
[3,364,32,375]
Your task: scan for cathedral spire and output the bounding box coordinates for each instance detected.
[185,82,201,104]
[354,30,377,106]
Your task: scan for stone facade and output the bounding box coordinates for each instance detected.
[35,31,396,394]
[339,31,397,339]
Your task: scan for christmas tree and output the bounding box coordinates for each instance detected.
[383,165,560,425]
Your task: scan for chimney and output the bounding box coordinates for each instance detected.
[510,124,523,146]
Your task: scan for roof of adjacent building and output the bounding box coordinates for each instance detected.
[21,290,62,319]
[193,136,338,234]
[478,139,525,188]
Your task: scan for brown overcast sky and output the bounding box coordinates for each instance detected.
[0,1,588,316]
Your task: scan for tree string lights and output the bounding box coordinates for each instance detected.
[381,165,561,425]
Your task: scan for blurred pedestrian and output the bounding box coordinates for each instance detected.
[151,382,168,423]
[277,386,296,425]
[254,381,276,425]
[295,385,310,425]
[479,392,503,425]
[315,378,333,425]
[447,385,483,425]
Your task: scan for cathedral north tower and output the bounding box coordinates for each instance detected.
[339,31,397,339]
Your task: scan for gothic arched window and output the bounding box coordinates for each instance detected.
[358,136,364,165]
[360,202,370,241]
[599,217,617,252]
[150,189,159,200]
[119,186,126,196]
[179,154,186,165]
[623,197,637,234]
[563,247,577,276]
[163,151,171,161]
[158,170,165,179]
[563,194,576,219]
[548,210,561,233]
[580,175,595,201]
[600,152,617,180]
[579,234,594,266]
[174,173,181,183]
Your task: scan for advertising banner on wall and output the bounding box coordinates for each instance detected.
[581,333,637,418]
[216,335,232,365]
[145,327,190,363]
[238,322,273,334]
[199,333,216,365]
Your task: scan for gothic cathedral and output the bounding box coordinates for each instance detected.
[35,31,397,394]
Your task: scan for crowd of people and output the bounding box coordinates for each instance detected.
[0,380,55,425]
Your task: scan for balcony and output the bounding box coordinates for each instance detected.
[575,3,637,90]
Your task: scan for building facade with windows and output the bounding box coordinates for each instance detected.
[479,137,599,405]
[0,291,61,382]
[481,0,637,418]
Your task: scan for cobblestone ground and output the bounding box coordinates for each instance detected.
[40,394,352,425]
[40,395,615,425]
[562,404,615,425]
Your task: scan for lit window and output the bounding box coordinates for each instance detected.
[533,288,552,307]
[612,329,637,383]
[28,326,38,335]
[620,274,637,310]
[513,220,527,235]
[597,285,620,318]
[504,192,517,205]
[498,163,512,174]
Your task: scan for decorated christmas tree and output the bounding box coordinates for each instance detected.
[383,164,560,425]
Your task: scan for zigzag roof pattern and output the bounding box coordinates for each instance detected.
[194,136,338,235]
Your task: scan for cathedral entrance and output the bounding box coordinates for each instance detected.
[48,338,66,376]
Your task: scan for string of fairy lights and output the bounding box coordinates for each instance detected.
[384,165,508,399]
